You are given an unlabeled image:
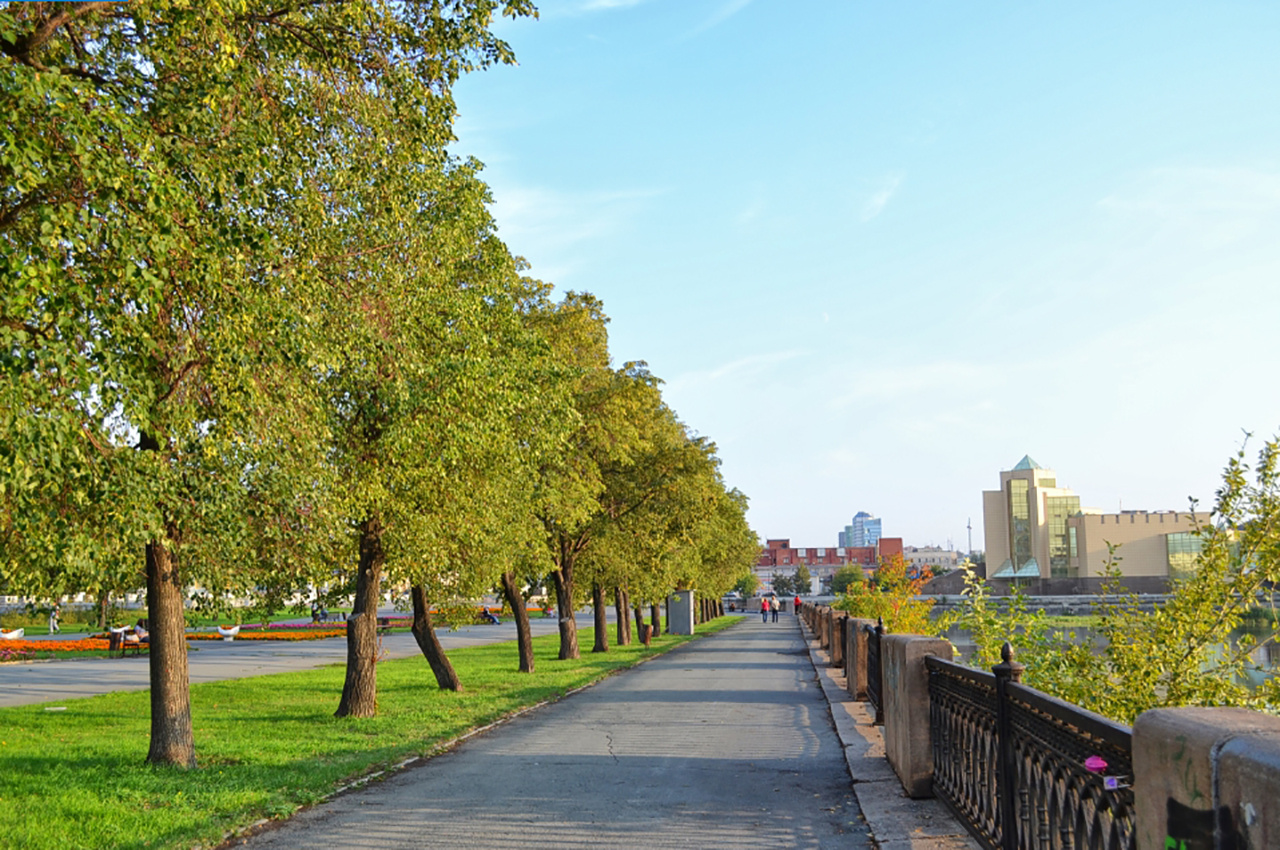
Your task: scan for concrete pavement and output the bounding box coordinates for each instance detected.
[240,616,872,849]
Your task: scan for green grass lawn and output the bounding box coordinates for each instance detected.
[0,617,742,850]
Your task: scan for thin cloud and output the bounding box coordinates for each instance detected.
[684,0,752,38]
[1098,166,1280,249]
[860,173,903,222]
[579,0,649,10]
[1099,166,1280,217]
[666,349,807,392]
[490,184,667,283]
[735,197,766,225]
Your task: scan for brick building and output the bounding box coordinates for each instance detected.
[755,537,904,593]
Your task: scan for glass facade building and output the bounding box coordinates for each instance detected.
[840,511,882,549]
[984,455,1210,583]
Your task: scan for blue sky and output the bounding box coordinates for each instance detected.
[452,1,1280,551]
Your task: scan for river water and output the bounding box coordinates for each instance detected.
[941,623,1280,685]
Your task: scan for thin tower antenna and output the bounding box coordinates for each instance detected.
[966,517,972,556]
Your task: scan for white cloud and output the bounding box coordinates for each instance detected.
[860,173,903,222]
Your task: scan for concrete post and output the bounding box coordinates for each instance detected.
[667,590,694,635]
[843,615,855,686]
[819,607,830,649]
[1133,707,1280,850]
[846,617,874,699]
[829,613,845,668]
[882,633,952,799]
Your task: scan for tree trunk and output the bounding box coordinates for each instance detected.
[145,533,196,768]
[336,516,383,718]
[633,604,646,644]
[97,589,110,630]
[591,581,608,653]
[500,571,534,673]
[614,586,631,646]
[650,603,661,636]
[551,560,579,660]
[410,585,462,691]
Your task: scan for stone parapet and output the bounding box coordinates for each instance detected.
[828,610,845,667]
[882,633,952,799]
[844,617,874,699]
[1133,706,1280,850]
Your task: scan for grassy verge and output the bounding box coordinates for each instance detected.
[0,616,742,850]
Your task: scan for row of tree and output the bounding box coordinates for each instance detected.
[1,1,758,767]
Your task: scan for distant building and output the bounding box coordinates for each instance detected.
[838,511,882,549]
[755,536,904,592]
[904,546,962,574]
[982,455,1208,585]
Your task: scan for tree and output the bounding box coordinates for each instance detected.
[793,563,812,596]
[530,296,659,660]
[733,572,760,598]
[829,564,862,596]
[771,572,794,597]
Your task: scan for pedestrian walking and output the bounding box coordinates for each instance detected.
[760,597,769,623]
[48,603,60,634]
[793,594,801,615]
[771,596,779,622]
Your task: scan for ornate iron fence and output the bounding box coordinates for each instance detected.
[926,645,1135,850]
[927,655,1001,844]
[864,618,884,725]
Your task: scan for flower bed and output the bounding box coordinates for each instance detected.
[2,637,112,653]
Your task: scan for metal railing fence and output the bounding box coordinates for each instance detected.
[926,644,1134,850]
[864,618,885,725]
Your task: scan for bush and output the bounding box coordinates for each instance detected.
[832,555,936,634]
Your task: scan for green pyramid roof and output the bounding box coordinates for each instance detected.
[1012,455,1041,471]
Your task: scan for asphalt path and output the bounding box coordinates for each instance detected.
[0,610,574,708]
[242,616,870,849]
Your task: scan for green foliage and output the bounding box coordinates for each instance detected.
[944,566,1050,669]
[793,563,812,595]
[829,565,862,596]
[732,572,760,597]
[771,572,794,597]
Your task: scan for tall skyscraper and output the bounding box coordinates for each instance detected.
[839,511,882,548]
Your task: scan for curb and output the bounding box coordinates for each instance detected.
[799,619,980,850]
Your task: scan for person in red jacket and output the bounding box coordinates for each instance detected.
[793,595,802,615]
[760,597,769,623]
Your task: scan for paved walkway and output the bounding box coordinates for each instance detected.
[242,617,872,849]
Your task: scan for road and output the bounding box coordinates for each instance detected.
[0,611,574,708]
